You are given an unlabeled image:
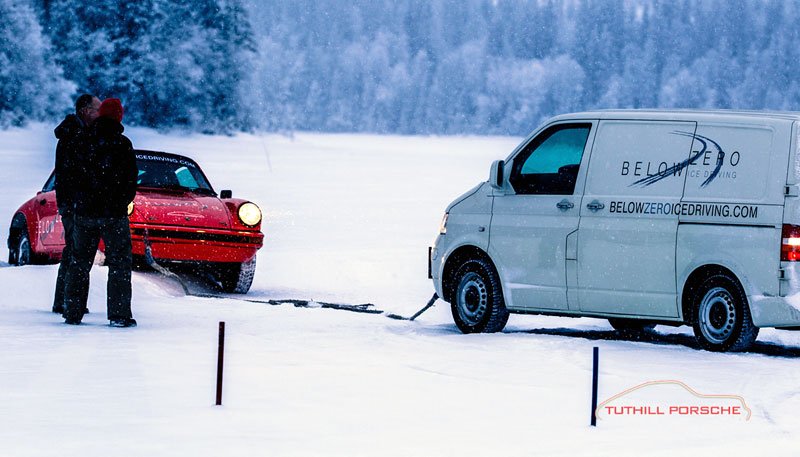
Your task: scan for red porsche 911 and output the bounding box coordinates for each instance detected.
[7,150,264,293]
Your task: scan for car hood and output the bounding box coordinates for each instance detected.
[133,189,232,229]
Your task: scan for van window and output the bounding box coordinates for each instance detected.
[510,124,591,195]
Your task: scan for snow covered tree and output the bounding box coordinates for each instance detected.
[43,0,256,132]
[483,55,585,135]
[9,0,800,134]
[0,0,73,126]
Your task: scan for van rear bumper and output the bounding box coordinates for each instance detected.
[750,262,800,327]
[750,295,800,328]
[747,262,800,327]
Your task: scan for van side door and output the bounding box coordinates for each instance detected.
[577,120,696,318]
[677,122,785,324]
[489,121,596,311]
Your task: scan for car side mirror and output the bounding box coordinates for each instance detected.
[489,160,505,189]
[220,190,232,199]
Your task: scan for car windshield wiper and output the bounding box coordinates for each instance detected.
[190,187,217,196]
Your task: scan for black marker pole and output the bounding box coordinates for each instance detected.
[590,346,599,426]
[216,322,225,406]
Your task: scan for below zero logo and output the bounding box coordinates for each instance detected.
[622,131,740,188]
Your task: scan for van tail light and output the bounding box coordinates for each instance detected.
[782,224,800,261]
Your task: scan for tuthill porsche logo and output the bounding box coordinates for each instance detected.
[596,380,751,421]
[623,131,741,188]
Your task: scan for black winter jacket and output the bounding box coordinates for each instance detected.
[54,114,89,214]
[73,117,138,218]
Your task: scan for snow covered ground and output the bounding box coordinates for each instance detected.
[1,124,800,456]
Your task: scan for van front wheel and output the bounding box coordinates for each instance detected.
[691,273,758,352]
[451,257,509,333]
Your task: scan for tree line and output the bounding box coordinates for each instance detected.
[2,0,800,135]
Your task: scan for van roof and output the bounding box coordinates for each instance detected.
[550,109,800,123]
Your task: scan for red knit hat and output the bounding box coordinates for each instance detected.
[98,98,124,123]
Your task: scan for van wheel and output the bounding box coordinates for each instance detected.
[608,318,656,338]
[691,273,758,352]
[451,257,509,333]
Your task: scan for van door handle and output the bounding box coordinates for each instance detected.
[586,200,605,212]
[556,200,574,211]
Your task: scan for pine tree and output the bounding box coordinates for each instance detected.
[0,0,73,126]
[44,0,256,132]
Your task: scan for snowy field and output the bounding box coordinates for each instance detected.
[1,125,800,456]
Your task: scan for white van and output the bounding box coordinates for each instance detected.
[430,110,800,352]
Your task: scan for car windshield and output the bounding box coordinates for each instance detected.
[135,153,214,194]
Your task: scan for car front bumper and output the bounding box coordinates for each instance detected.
[130,223,263,263]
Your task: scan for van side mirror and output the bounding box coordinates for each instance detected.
[489,160,505,189]
[220,190,232,199]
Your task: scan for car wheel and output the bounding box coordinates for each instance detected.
[218,257,256,294]
[8,238,17,265]
[450,257,509,333]
[691,272,758,352]
[16,230,32,266]
[608,318,656,339]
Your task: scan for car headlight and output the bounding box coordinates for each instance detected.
[127,201,134,216]
[238,202,262,226]
[439,212,449,235]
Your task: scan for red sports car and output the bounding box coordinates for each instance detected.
[7,150,264,293]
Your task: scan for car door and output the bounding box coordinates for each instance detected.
[489,121,596,311]
[576,120,696,317]
[34,172,65,252]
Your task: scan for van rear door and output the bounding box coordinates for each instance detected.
[576,120,696,318]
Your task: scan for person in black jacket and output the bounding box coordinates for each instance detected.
[63,98,138,327]
[52,94,100,314]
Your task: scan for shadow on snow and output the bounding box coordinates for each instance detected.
[505,326,800,358]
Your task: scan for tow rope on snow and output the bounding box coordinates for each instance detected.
[142,233,438,321]
[143,229,189,295]
[384,293,438,321]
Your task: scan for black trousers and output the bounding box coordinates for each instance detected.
[64,215,133,322]
[53,212,89,313]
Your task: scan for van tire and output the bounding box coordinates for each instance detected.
[450,257,509,333]
[608,318,656,338]
[690,272,758,352]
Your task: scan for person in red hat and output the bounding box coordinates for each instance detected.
[63,98,138,327]
[98,97,124,123]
